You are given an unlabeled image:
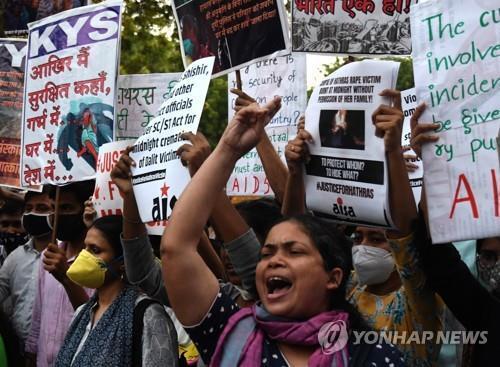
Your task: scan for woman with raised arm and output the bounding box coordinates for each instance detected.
[162,100,405,366]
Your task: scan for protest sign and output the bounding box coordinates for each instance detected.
[93,140,167,235]
[172,0,290,78]
[130,56,215,223]
[411,0,500,243]
[116,73,182,140]
[2,0,88,37]
[226,53,306,196]
[0,39,26,189]
[20,0,123,187]
[304,60,399,228]
[401,88,422,203]
[292,0,416,55]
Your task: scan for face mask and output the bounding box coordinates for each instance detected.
[66,249,123,289]
[183,39,194,56]
[56,214,87,241]
[22,213,52,237]
[0,232,29,254]
[352,245,395,286]
[478,261,500,294]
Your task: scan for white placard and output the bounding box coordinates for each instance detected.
[130,57,215,223]
[305,60,399,228]
[226,53,306,196]
[411,0,500,243]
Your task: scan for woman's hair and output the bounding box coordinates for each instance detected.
[236,198,283,243]
[275,214,370,331]
[90,215,123,259]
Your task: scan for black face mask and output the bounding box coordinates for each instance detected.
[0,232,29,254]
[56,214,87,242]
[22,213,52,237]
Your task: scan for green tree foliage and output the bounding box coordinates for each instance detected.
[120,0,227,147]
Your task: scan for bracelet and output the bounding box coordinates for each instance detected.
[122,215,142,224]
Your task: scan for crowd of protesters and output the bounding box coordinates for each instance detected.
[0,86,497,367]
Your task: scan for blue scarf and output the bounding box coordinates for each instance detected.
[55,286,139,367]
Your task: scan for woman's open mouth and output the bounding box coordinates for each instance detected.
[266,276,293,300]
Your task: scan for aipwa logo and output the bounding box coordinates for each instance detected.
[332,197,356,217]
[318,320,349,354]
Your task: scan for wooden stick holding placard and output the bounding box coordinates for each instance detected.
[51,186,61,244]
[235,70,242,90]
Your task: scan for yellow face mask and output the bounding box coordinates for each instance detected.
[67,249,108,289]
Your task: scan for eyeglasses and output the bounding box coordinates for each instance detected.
[477,250,500,269]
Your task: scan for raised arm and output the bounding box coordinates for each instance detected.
[231,88,287,203]
[372,89,417,237]
[161,100,279,325]
[282,118,311,216]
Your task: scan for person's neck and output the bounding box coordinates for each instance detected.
[365,270,402,296]
[33,234,51,252]
[278,342,316,366]
[96,280,125,309]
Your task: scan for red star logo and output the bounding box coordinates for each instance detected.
[160,183,170,197]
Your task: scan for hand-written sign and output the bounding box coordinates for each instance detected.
[116,73,182,140]
[226,53,306,196]
[21,0,123,187]
[411,0,500,243]
[130,57,215,223]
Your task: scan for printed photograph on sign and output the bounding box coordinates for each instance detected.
[292,0,415,55]
[319,109,365,150]
[173,0,290,77]
[2,0,89,36]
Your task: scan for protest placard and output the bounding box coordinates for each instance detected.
[172,0,290,78]
[292,0,416,55]
[20,0,123,187]
[304,60,399,228]
[116,73,182,140]
[411,0,500,243]
[0,39,26,189]
[2,0,89,37]
[401,88,423,203]
[93,140,168,235]
[226,53,306,196]
[130,56,215,223]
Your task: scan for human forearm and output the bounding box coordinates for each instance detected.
[210,191,249,243]
[122,191,147,239]
[387,149,416,238]
[256,134,288,203]
[282,170,306,216]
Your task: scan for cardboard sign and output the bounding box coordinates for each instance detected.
[0,39,27,189]
[93,140,168,235]
[116,73,182,140]
[226,53,306,196]
[305,60,399,228]
[293,0,416,55]
[401,88,423,203]
[130,57,214,223]
[411,0,500,243]
[20,0,123,186]
[172,0,290,78]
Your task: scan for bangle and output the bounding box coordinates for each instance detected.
[122,215,142,224]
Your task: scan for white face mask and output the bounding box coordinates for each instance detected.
[352,245,395,286]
